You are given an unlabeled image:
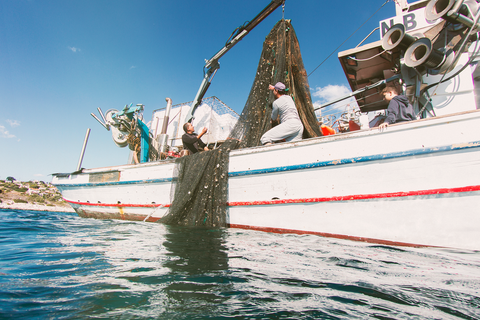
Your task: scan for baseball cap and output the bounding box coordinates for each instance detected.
[273,82,286,91]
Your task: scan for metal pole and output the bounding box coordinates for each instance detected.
[76,128,91,171]
[314,75,400,111]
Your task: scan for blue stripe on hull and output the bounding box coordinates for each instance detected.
[55,177,172,188]
[229,141,480,177]
[55,141,480,188]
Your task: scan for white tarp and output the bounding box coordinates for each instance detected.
[150,97,239,148]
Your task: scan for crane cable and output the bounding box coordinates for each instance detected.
[308,0,391,78]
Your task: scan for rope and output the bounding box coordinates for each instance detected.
[348,49,387,62]
[127,119,141,152]
[318,89,388,117]
[308,0,391,77]
[143,204,165,222]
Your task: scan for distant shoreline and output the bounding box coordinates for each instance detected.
[1,179,76,213]
[0,202,75,213]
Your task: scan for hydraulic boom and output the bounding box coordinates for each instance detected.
[185,0,285,123]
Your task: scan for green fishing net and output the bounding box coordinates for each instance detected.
[159,20,320,227]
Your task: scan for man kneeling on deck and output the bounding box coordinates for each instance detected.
[260,82,304,145]
[378,86,416,129]
[182,123,209,154]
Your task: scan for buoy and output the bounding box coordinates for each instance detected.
[321,125,335,136]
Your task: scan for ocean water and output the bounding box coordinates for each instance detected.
[0,209,479,319]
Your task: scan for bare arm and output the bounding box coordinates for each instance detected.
[197,127,208,139]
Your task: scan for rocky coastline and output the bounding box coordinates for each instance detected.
[0,179,75,213]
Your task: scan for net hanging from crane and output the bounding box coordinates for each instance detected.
[159,19,321,227]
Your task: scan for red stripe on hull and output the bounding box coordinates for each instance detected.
[229,224,437,248]
[227,185,480,207]
[64,185,480,208]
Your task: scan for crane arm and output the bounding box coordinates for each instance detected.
[185,0,285,123]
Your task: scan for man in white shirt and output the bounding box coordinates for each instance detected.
[260,82,304,145]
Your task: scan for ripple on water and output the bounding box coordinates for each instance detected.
[1,209,479,319]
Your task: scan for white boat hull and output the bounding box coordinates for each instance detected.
[52,110,480,250]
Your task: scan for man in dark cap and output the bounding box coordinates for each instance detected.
[378,86,416,129]
[260,82,304,145]
[182,122,209,154]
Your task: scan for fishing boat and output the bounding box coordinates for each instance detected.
[52,0,480,251]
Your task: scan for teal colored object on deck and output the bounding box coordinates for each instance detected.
[111,103,149,162]
[138,119,149,163]
[113,103,143,119]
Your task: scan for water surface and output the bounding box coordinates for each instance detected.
[1,208,479,319]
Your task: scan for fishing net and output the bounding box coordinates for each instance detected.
[159,20,320,227]
[228,19,321,147]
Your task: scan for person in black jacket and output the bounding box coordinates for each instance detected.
[378,86,416,129]
[182,122,209,154]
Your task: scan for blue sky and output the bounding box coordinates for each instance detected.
[1,0,396,182]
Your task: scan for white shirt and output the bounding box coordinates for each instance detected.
[271,95,301,123]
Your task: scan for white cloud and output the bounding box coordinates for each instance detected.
[34,173,45,177]
[0,125,15,138]
[312,84,358,118]
[7,119,20,127]
[312,84,352,103]
[129,66,136,70]
[68,46,80,53]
